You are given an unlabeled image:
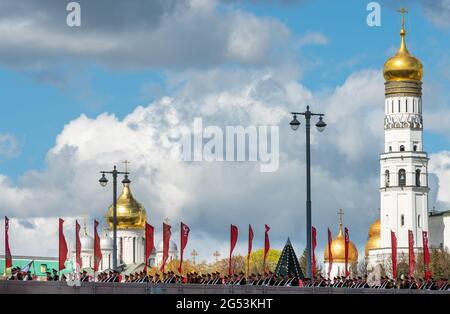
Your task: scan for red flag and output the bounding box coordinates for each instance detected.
[344,227,349,278]
[144,222,154,273]
[408,230,415,278]
[229,224,238,276]
[178,222,190,274]
[247,224,254,275]
[59,218,68,271]
[327,228,333,278]
[391,230,397,279]
[263,224,270,272]
[75,220,82,269]
[5,217,12,269]
[312,226,317,278]
[160,222,171,272]
[422,231,431,280]
[94,220,102,272]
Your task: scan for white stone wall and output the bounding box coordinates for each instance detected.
[117,229,145,265]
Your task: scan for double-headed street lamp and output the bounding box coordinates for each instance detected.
[289,105,326,279]
[99,165,129,271]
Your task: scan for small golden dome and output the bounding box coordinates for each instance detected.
[106,179,146,230]
[383,26,423,82]
[365,218,381,257]
[324,224,358,263]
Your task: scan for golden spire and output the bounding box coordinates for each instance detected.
[122,160,131,172]
[83,215,87,236]
[337,208,344,236]
[398,7,409,54]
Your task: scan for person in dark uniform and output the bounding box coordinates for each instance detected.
[52,269,59,281]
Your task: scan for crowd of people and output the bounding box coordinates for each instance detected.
[86,270,450,290]
[5,267,449,290]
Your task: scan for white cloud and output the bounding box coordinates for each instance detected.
[429,151,450,206]
[297,31,329,47]
[0,133,20,159]
[0,0,294,70]
[0,66,447,263]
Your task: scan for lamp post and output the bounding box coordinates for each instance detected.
[289,105,326,279]
[99,165,129,271]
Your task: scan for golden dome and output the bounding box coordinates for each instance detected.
[324,224,358,263]
[106,179,146,230]
[365,218,381,257]
[383,24,423,82]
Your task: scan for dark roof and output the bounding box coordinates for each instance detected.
[428,209,450,217]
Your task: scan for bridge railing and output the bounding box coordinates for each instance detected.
[0,281,448,294]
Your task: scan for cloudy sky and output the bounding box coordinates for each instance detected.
[0,0,450,264]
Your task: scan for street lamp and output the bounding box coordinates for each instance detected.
[98,165,129,271]
[289,105,326,279]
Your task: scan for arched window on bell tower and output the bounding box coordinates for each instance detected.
[400,145,405,152]
[399,169,406,187]
[415,169,421,187]
[385,170,390,187]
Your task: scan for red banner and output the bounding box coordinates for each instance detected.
[422,231,431,280]
[247,224,254,275]
[94,220,102,272]
[144,222,154,273]
[178,222,190,274]
[408,230,415,278]
[59,218,68,271]
[5,216,12,269]
[344,227,349,278]
[75,220,82,269]
[391,230,397,279]
[229,224,238,275]
[327,228,333,278]
[263,224,270,272]
[160,223,171,272]
[312,226,317,278]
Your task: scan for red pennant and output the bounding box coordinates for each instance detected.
[178,222,190,274]
[144,222,154,273]
[247,224,254,275]
[160,223,171,272]
[75,220,82,269]
[94,220,102,272]
[229,224,238,276]
[59,218,68,271]
[312,226,317,278]
[422,231,431,280]
[5,217,12,269]
[391,230,397,279]
[408,230,415,278]
[344,227,349,278]
[327,228,333,278]
[263,224,270,272]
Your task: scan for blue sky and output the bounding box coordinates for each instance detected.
[1,0,449,179]
[0,0,449,259]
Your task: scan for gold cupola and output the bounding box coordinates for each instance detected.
[106,175,146,230]
[365,218,380,257]
[324,209,358,263]
[383,8,423,82]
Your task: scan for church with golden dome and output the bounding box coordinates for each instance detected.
[365,8,430,281]
[72,173,178,273]
[324,209,358,278]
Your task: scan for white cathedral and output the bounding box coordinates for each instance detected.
[362,14,450,280]
[324,13,450,281]
[73,177,179,273]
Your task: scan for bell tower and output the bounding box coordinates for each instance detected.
[379,8,429,253]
